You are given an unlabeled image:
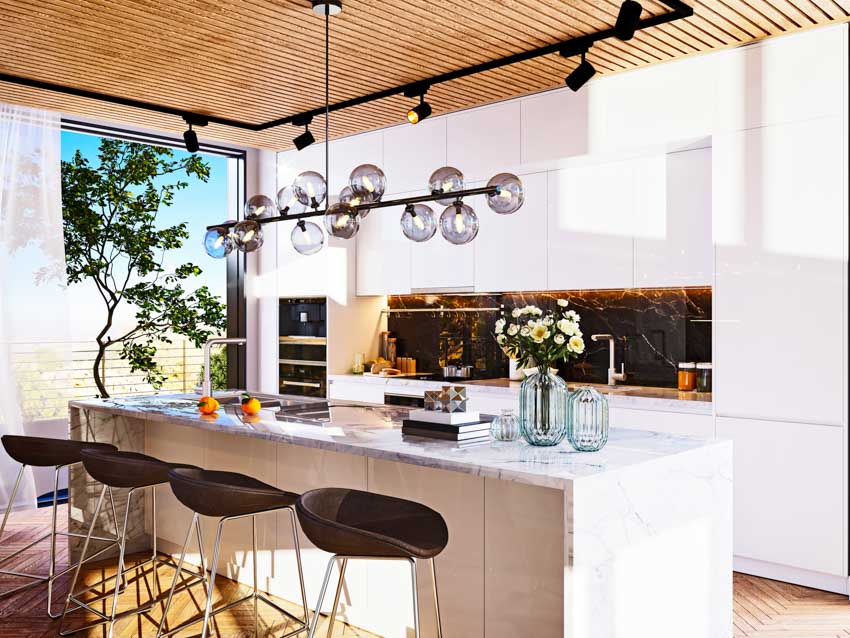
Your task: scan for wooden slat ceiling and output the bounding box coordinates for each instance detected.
[0,0,847,151]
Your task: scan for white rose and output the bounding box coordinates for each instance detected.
[529,322,550,343]
[507,324,519,336]
[511,308,521,318]
[554,333,566,345]
[527,319,535,327]
[497,334,507,345]
[557,299,569,307]
[557,319,579,336]
[543,316,554,326]
[520,326,530,337]
[568,336,585,354]
[494,318,506,334]
[564,310,580,322]
[531,306,543,316]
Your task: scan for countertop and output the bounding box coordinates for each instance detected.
[69,394,727,490]
[329,374,713,415]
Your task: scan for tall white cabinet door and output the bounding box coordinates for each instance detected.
[383,119,447,194]
[410,197,475,292]
[327,132,384,197]
[356,195,412,296]
[717,417,845,577]
[474,172,548,292]
[547,161,635,290]
[277,218,329,297]
[714,118,846,425]
[634,148,713,287]
[447,102,521,183]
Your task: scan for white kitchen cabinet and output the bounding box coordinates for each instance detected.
[714,118,846,426]
[328,379,386,404]
[716,416,845,578]
[634,148,713,287]
[277,218,330,297]
[328,131,384,197]
[410,204,475,292]
[473,172,548,293]
[547,160,635,290]
[610,407,714,438]
[383,119,447,194]
[447,101,521,183]
[521,89,591,166]
[356,192,412,296]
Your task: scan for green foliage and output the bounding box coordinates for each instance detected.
[62,138,227,397]
[198,348,228,391]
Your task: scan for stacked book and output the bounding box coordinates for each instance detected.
[401,409,494,442]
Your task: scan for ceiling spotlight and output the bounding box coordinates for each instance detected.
[407,94,432,125]
[293,127,315,151]
[311,0,342,15]
[182,115,208,153]
[614,0,643,41]
[565,51,596,92]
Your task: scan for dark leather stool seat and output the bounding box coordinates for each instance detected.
[297,488,448,559]
[168,468,298,518]
[81,449,198,489]
[1,435,116,467]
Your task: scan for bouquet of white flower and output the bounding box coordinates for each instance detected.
[494,299,585,371]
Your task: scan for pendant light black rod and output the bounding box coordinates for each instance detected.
[207,185,499,231]
[0,0,691,135]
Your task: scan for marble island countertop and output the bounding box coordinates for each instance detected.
[70,393,727,490]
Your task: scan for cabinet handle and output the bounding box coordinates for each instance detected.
[281,380,322,388]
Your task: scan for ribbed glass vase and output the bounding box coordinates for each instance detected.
[518,368,569,446]
[567,386,609,452]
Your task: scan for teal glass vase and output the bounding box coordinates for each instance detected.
[518,368,569,446]
[567,386,609,452]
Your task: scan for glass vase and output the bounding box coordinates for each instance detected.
[490,409,520,442]
[567,386,609,452]
[518,368,569,446]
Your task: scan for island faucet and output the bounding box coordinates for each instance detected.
[202,337,246,397]
[590,334,627,386]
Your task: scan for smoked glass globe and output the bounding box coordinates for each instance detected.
[276,184,306,215]
[233,219,264,252]
[349,164,386,204]
[429,166,464,205]
[400,203,436,242]
[324,202,360,239]
[293,171,327,209]
[486,173,524,214]
[203,226,234,259]
[439,202,479,245]
[339,185,369,218]
[291,220,325,256]
[244,194,275,219]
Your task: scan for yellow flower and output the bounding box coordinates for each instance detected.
[530,322,550,343]
[568,336,585,353]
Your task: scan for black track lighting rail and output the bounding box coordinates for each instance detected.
[205,185,500,231]
[0,0,691,137]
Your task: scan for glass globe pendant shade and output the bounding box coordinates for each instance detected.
[293,171,327,209]
[277,185,306,215]
[203,226,234,259]
[486,173,525,214]
[339,185,369,218]
[439,201,479,245]
[324,202,360,239]
[233,219,264,252]
[400,203,437,242]
[244,194,275,219]
[428,166,464,205]
[291,220,325,256]
[349,164,386,204]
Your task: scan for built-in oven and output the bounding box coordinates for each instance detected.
[383,392,425,408]
[279,298,327,398]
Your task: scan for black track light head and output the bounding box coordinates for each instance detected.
[407,95,433,125]
[312,0,342,15]
[182,115,207,153]
[293,126,316,151]
[614,0,643,41]
[565,52,596,92]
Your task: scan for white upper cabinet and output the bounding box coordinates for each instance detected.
[474,172,547,293]
[328,131,384,198]
[547,160,635,290]
[410,202,475,292]
[634,147,713,287]
[383,119,447,195]
[521,90,591,166]
[447,102,521,183]
[356,193,412,296]
[714,117,846,426]
[277,218,330,297]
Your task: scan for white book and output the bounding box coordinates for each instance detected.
[407,409,481,425]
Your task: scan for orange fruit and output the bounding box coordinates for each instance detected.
[241,394,262,415]
[197,396,219,415]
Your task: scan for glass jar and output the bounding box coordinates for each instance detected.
[677,362,696,391]
[518,368,569,446]
[567,386,609,452]
[352,353,365,375]
[490,409,520,442]
[696,362,712,393]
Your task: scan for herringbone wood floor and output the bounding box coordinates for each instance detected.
[2,507,849,636]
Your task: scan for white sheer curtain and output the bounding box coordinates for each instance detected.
[0,104,65,511]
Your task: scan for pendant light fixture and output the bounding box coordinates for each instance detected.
[182,115,207,153]
[565,50,596,92]
[615,0,644,41]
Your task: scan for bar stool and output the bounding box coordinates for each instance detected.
[0,435,120,617]
[157,467,310,638]
[295,488,448,638]
[58,449,205,637]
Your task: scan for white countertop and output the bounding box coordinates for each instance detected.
[70,394,727,490]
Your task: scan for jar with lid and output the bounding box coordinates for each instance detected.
[677,362,696,391]
[490,409,520,442]
[696,362,712,393]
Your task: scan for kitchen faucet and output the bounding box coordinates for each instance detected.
[202,337,246,397]
[590,334,627,386]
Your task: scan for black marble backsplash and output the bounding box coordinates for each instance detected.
[387,288,711,388]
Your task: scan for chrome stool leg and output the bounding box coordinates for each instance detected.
[325,558,347,638]
[430,558,443,638]
[409,558,421,638]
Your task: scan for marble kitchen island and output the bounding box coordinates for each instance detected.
[68,395,732,638]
